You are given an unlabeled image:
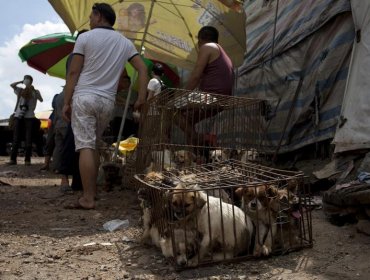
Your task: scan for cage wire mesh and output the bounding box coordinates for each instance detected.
[125,88,312,267]
[135,159,312,268]
[132,88,265,175]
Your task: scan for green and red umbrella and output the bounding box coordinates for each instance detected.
[18,32,75,79]
[19,32,180,87]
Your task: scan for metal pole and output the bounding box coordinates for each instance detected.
[113,1,156,160]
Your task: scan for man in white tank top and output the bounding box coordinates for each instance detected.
[62,2,148,210]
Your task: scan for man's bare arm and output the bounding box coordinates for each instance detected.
[63,54,84,121]
[185,44,212,90]
[129,55,148,110]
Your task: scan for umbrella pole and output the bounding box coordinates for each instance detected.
[112,71,138,161]
[113,0,154,161]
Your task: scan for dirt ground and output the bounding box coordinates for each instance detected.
[0,156,369,280]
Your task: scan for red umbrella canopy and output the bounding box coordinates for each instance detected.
[19,32,180,85]
[18,32,75,79]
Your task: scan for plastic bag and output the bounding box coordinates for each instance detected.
[103,219,129,232]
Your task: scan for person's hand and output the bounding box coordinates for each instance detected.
[62,104,72,122]
[134,97,145,111]
[133,110,141,123]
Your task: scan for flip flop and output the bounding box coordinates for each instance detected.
[64,200,95,210]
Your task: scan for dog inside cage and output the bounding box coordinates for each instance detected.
[135,160,312,268]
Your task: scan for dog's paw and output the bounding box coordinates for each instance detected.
[261,245,271,256]
[186,257,199,267]
[253,244,262,257]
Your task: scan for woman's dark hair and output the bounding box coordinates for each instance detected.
[152,63,164,76]
[198,26,219,43]
[92,3,116,26]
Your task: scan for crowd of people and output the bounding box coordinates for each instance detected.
[7,2,234,210]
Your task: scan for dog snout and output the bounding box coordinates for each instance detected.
[177,257,187,266]
[250,201,257,209]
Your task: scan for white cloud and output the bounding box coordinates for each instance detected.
[0,21,69,119]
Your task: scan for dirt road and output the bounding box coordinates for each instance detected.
[0,157,369,280]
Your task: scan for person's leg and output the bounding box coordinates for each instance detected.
[52,127,67,172]
[78,148,97,208]
[70,95,113,209]
[9,118,21,163]
[24,118,34,164]
[41,123,55,170]
[71,151,82,191]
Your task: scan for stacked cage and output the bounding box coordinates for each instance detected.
[132,89,312,267]
[135,160,312,268]
[135,89,264,173]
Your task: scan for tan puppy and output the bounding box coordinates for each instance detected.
[174,150,196,168]
[235,184,280,257]
[270,187,301,252]
[139,171,168,245]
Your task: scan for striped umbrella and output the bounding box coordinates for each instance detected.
[18,32,75,79]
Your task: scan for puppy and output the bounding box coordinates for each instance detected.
[209,149,239,163]
[139,171,171,246]
[240,148,258,162]
[209,149,230,163]
[171,184,252,266]
[174,150,196,168]
[270,188,302,252]
[147,149,177,172]
[101,162,122,191]
[236,184,280,257]
[159,228,199,266]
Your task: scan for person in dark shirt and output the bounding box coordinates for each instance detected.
[176,26,234,146]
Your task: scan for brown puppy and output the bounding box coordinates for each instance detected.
[174,150,196,168]
[236,184,280,257]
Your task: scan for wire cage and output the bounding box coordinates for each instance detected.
[134,88,266,175]
[134,159,312,268]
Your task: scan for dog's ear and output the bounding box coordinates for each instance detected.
[266,185,279,198]
[235,187,244,198]
[286,179,299,193]
[193,191,206,209]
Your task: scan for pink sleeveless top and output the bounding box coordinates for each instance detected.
[199,44,234,96]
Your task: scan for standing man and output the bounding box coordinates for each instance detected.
[63,2,148,210]
[8,75,43,165]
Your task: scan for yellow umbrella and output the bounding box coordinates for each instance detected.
[48,0,246,70]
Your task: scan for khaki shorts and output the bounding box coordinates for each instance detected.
[72,95,114,151]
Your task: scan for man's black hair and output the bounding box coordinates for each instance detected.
[152,63,164,76]
[92,3,116,26]
[76,29,89,39]
[24,75,33,83]
[198,26,219,43]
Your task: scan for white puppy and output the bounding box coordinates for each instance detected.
[172,187,253,266]
[240,148,258,162]
[146,149,177,172]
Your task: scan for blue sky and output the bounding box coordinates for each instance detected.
[0,0,69,119]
